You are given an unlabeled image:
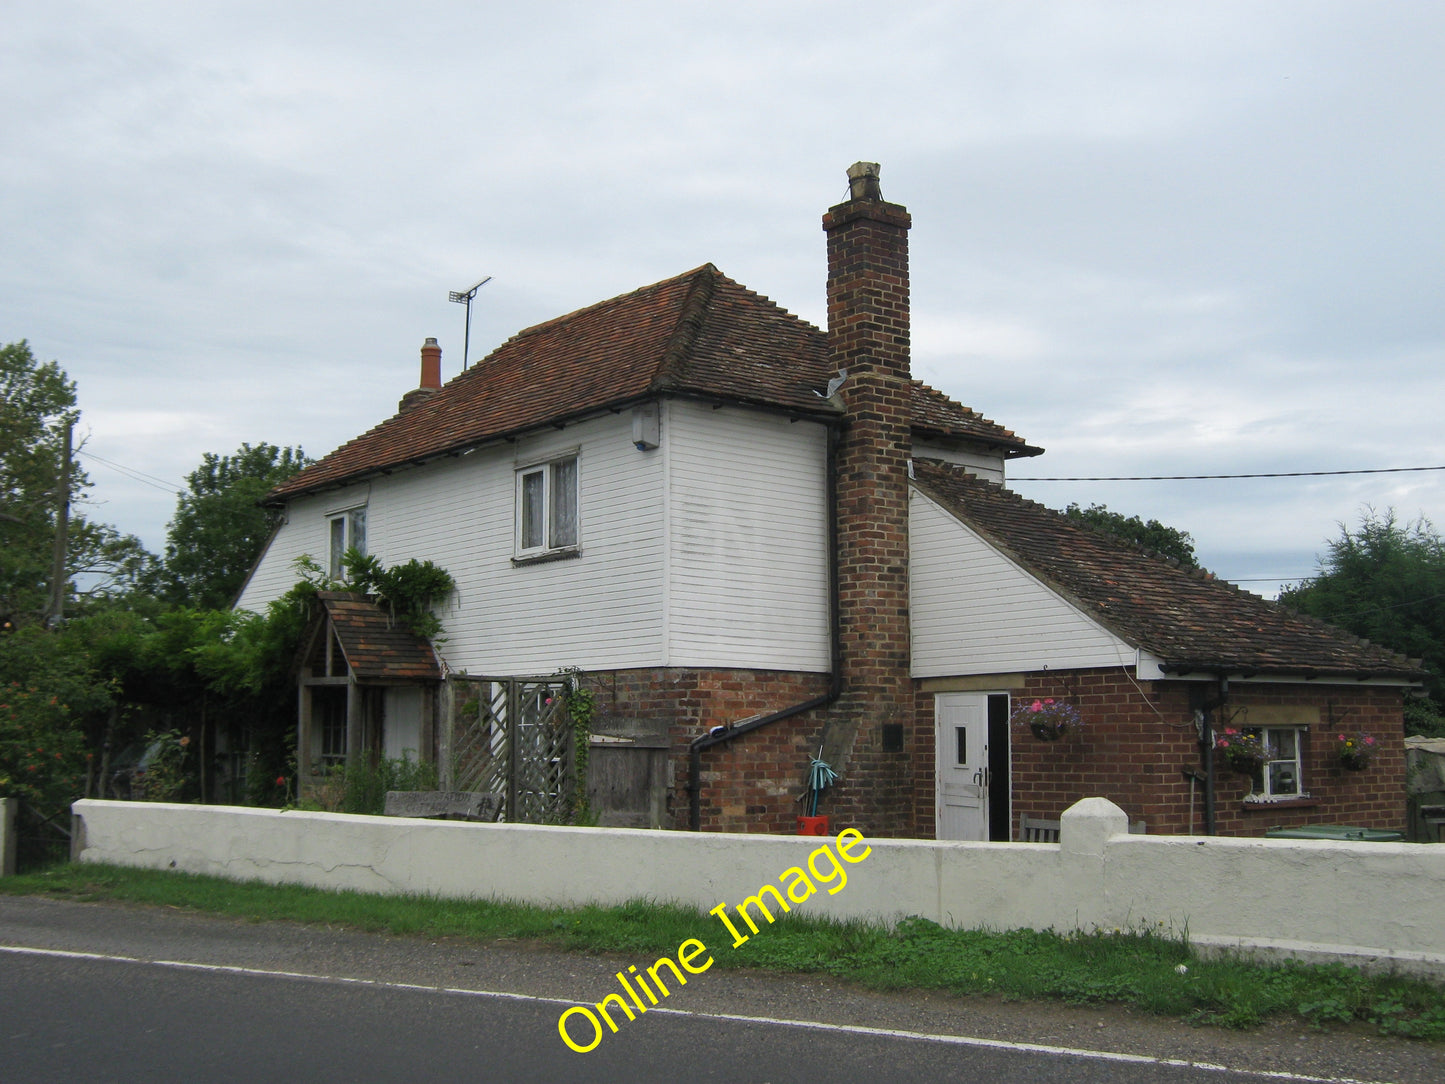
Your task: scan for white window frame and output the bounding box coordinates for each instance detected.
[514,453,580,561]
[328,506,367,580]
[1246,726,1307,801]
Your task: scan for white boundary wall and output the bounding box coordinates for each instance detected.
[71,796,1445,976]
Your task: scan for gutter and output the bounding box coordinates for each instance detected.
[686,420,845,831]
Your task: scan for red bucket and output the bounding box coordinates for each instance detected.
[796,815,830,836]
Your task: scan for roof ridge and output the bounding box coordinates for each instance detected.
[654,265,719,388]
[501,264,719,346]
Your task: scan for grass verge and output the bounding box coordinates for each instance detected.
[5,862,1444,1040]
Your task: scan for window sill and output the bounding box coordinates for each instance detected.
[1243,796,1317,811]
[512,546,582,567]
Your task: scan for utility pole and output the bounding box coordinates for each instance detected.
[47,419,72,628]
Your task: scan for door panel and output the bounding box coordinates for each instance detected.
[936,693,990,840]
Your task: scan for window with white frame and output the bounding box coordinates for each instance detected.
[328,506,367,580]
[515,455,579,559]
[1247,726,1306,800]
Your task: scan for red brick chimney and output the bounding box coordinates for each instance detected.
[819,162,915,834]
[399,337,443,412]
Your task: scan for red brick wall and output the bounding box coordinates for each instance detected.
[819,173,918,838]
[993,668,1407,837]
[576,667,827,833]
[577,665,1405,839]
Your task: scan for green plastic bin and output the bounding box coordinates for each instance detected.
[1264,825,1404,842]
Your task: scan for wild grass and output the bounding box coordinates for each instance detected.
[6,863,1444,1040]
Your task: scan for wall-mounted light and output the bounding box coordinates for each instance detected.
[632,402,660,450]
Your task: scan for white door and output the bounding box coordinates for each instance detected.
[936,692,990,840]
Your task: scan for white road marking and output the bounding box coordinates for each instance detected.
[0,943,1390,1083]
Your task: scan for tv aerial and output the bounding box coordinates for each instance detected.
[448,276,491,371]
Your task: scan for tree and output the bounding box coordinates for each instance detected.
[1,340,76,627]
[1280,509,1445,728]
[1,341,158,627]
[1063,502,1199,568]
[156,443,310,610]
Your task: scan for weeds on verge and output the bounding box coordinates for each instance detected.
[4,864,1443,1041]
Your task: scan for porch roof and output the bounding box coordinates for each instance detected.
[316,591,442,682]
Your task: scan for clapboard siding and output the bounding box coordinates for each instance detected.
[910,489,1134,677]
[912,441,1006,484]
[238,412,667,674]
[665,401,830,670]
[234,487,365,612]
[428,415,666,673]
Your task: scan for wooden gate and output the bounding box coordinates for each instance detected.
[443,676,574,823]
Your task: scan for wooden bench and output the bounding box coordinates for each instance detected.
[1018,813,1146,842]
[383,791,502,822]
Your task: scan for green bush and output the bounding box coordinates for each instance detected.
[0,679,88,811]
[314,753,440,816]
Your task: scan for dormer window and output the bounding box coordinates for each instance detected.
[515,454,579,561]
[328,506,367,579]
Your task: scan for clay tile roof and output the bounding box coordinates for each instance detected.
[911,458,1425,682]
[318,591,441,682]
[269,265,1036,501]
[910,381,1042,456]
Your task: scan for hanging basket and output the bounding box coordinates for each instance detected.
[1011,699,1083,742]
[1223,750,1266,776]
[1337,733,1376,772]
[1214,728,1269,775]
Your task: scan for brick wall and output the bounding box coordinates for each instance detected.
[819,164,918,837]
[998,667,1407,837]
[576,667,827,833]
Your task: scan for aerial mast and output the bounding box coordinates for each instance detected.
[448,276,491,372]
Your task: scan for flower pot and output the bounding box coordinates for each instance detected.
[1029,722,1063,742]
[1340,753,1371,772]
[797,815,830,836]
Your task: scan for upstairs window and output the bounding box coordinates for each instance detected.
[515,455,579,560]
[329,506,367,580]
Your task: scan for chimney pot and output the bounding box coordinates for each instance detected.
[420,337,442,390]
[846,161,882,201]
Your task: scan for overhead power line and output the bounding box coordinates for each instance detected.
[1013,465,1445,482]
[77,450,183,493]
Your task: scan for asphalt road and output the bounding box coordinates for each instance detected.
[1,896,1439,1083]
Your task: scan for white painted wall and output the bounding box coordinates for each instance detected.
[238,401,831,677]
[665,401,829,671]
[910,489,1135,678]
[71,797,1445,976]
[236,412,668,675]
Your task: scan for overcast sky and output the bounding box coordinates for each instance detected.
[5,1,1442,598]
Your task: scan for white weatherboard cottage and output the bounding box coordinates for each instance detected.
[238,164,1419,841]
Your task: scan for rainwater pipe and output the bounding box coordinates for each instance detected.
[687,422,844,831]
[1191,675,1229,836]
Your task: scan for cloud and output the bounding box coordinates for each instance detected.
[2,1,1441,589]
